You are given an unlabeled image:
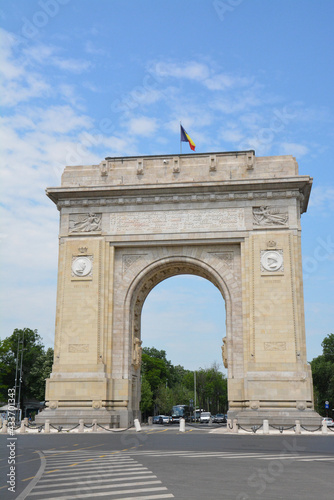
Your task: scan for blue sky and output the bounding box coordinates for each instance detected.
[1,0,333,372]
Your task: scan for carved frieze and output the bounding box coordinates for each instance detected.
[69,213,102,233]
[253,206,288,226]
[58,190,301,210]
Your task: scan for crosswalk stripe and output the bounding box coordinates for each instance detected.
[38,470,154,483]
[44,458,134,466]
[26,452,174,500]
[118,450,334,462]
[28,486,169,499]
[36,466,148,479]
[29,480,162,496]
[45,457,133,463]
[44,462,144,471]
[112,496,174,500]
[34,474,158,489]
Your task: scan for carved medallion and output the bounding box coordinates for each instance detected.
[261,250,283,272]
[71,257,92,277]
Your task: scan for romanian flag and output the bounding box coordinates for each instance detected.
[180,124,196,151]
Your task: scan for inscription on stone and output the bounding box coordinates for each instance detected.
[110,208,245,235]
[264,342,286,351]
[68,344,89,353]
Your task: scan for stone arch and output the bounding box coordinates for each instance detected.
[39,151,318,428]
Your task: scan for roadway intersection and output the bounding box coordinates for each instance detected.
[0,425,333,499]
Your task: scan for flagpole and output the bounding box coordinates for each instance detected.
[180,121,182,155]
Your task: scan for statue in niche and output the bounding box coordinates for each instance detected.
[221,337,228,369]
[133,337,142,370]
[71,213,101,232]
[253,206,288,226]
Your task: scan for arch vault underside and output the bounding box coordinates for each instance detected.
[37,151,320,427]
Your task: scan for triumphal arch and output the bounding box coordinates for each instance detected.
[38,150,320,427]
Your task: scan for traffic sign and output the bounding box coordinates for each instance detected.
[325,401,329,409]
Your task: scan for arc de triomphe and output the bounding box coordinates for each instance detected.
[37,151,320,427]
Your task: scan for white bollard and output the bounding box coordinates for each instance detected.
[322,419,328,435]
[45,420,50,434]
[20,419,27,434]
[1,420,8,434]
[179,418,185,432]
[295,420,301,434]
[92,419,97,432]
[263,419,269,435]
[79,419,84,432]
[134,418,141,432]
[232,419,238,433]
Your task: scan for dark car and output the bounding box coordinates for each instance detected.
[214,413,226,423]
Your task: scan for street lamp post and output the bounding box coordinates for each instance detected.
[15,330,25,422]
[194,371,196,422]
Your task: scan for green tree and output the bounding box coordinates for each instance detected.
[141,351,168,396]
[140,346,227,419]
[155,385,175,415]
[196,364,227,414]
[29,347,54,400]
[311,333,334,416]
[0,328,53,407]
[140,375,153,419]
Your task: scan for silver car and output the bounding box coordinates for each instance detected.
[200,412,211,423]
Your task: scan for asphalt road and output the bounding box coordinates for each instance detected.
[0,425,333,500]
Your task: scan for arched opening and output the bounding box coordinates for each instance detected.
[141,275,226,372]
[140,274,227,421]
[125,256,232,421]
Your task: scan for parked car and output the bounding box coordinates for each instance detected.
[212,413,226,423]
[200,412,211,423]
[152,415,161,424]
[158,415,171,425]
[322,417,334,427]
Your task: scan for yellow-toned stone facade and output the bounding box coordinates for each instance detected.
[37,151,319,427]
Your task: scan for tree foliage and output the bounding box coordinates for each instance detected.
[311,333,334,416]
[0,328,53,407]
[141,346,227,419]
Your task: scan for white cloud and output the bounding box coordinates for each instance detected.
[126,116,158,137]
[154,61,210,81]
[51,57,92,73]
[219,129,244,143]
[204,74,253,91]
[84,40,106,56]
[308,186,334,211]
[280,142,309,157]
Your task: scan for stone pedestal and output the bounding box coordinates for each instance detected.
[228,409,321,427]
[35,408,120,427]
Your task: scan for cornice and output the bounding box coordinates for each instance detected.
[47,176,312,213]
